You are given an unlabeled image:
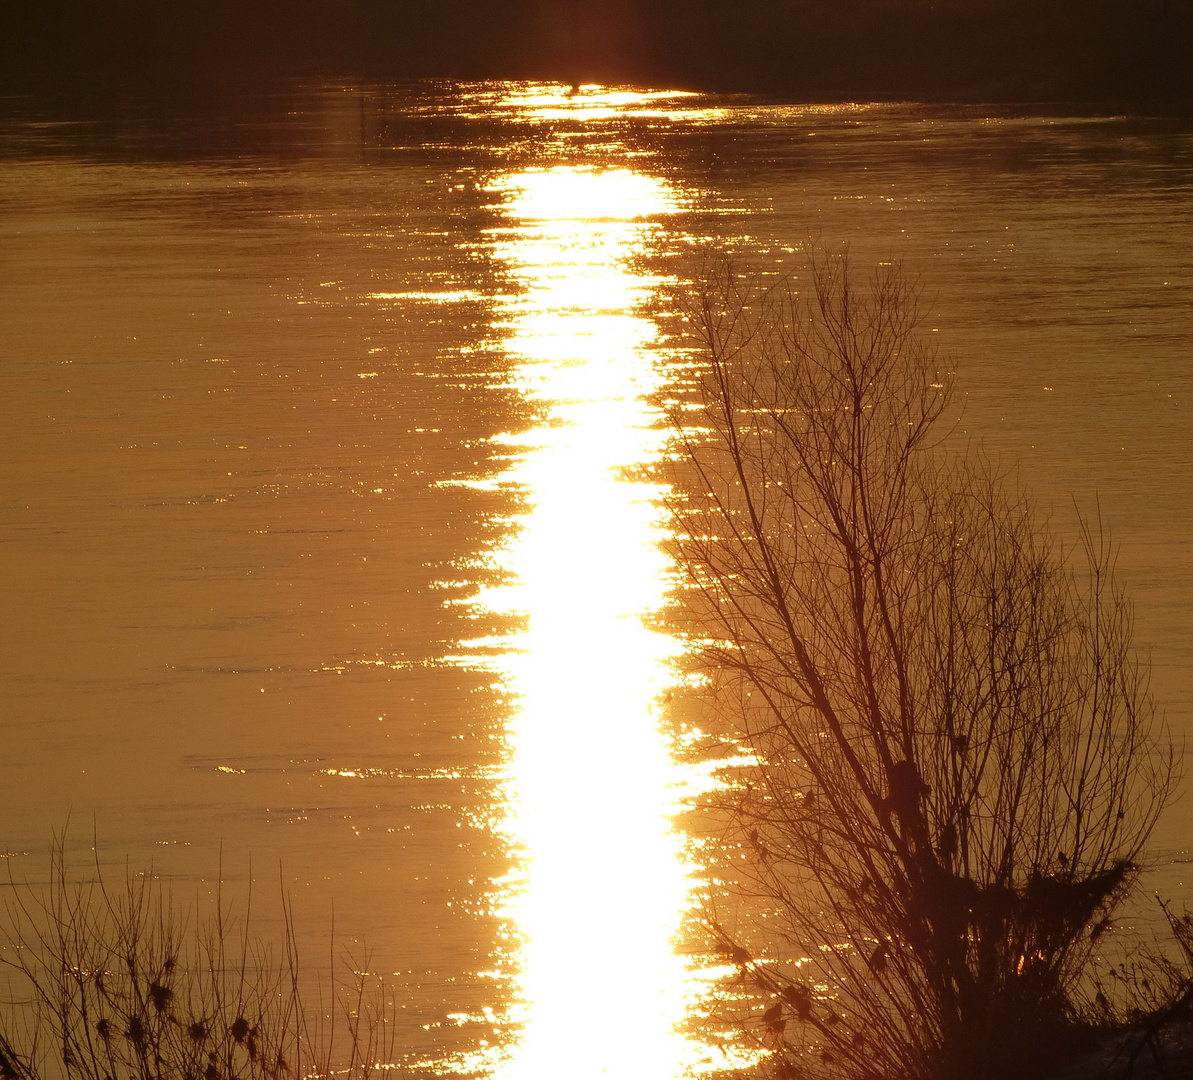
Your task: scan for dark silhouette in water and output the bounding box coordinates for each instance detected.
[672,246,1186,1080]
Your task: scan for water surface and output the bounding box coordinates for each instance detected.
[2,83,1191,1077]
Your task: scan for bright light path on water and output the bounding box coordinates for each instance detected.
[477,163,707,1080]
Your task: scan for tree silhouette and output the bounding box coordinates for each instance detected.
[671,247,1175,1080]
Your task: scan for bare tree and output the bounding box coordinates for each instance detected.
[670,247,1175,1080]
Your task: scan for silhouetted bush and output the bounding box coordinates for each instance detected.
[0,839,395,1080]
[670,245,1180,1080]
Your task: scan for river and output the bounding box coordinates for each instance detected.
[1,82,1191,1078]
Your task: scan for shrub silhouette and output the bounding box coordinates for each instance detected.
[670,246,1177,1080]
[0,840,395,1080]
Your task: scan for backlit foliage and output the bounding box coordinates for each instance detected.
[672,246,1175,1080]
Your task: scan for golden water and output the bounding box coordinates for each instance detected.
[478,163,699,1078]
[2,82,1191,1077]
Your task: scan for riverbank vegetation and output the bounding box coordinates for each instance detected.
[0,841,393,1080]
[669,246,1190,1079]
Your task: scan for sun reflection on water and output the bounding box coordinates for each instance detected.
[469,161,712,1079]
[458,82,702,122]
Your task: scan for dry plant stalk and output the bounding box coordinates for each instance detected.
[670,246,1176,1080]
[0,839,397,1080]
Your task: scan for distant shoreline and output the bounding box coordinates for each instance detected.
[1,0,1191,113]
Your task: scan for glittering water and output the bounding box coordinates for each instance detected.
[1,83,1191,1077]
